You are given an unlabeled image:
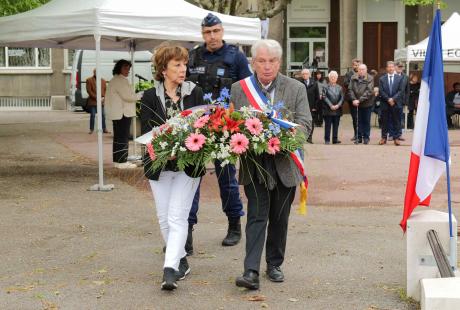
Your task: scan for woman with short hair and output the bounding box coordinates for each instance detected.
[322,71,344,144]
[105,59,139,169]
[140,44,205,290]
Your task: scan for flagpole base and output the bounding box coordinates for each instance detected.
[89,183,114,192]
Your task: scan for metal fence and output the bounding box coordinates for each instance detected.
[0,97,51,111]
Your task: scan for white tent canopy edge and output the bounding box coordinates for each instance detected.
[0,0,261,191]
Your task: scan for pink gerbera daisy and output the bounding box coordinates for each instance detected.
[230,133,249,154]
[245,117,263,135]
[193,115,210,129]
[185,133,206,151]
[267,137,281,155]
[146,142,156,161]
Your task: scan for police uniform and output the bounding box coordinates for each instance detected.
[186,13,252,250]
[188,42,251,99]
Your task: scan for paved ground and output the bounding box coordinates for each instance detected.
[0,111,459,310]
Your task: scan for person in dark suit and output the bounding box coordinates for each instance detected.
[388,61,409,140]
[140,44,205,291]
[379,61,404,146]
[231,39,312,290]
[299,68,318,143]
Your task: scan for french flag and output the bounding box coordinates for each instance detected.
[400,9,450,231]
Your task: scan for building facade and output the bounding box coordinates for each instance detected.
[0,48,73,110]
[273,0,460,75]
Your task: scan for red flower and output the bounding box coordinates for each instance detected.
[223,115,244,133]
[208,107,226,131]
[180,110,192,117]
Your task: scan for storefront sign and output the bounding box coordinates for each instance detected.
[410,48,460,61]
[288,0,330,22]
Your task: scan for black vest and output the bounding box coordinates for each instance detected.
[188,45,237,99]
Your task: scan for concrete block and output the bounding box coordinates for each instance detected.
[421,277,460,310]
[51,96,67,110]
[406,210,457,301]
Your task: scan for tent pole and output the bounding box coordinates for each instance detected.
[128,40,141,161]
[404,60,410,133]
[90,34,114,192]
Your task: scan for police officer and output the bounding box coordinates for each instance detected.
[186,13,252,254]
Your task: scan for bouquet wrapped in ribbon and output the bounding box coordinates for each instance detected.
[138,88,306,177]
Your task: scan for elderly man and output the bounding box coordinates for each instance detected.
[343,59,361,141]
[299,68,318,143]
[347,63,374,144]
[231,39,312,290]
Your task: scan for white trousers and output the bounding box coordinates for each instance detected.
[149,171,200,271]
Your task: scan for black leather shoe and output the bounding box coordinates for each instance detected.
[235,270,259,290]
[332,140,341,144]
[363,138,369,145]
[266,265,284,282]
[222,217,241,246]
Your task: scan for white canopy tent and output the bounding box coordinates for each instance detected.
[394,12,460,132]
[0,0,261,191]
[394,12,460,63]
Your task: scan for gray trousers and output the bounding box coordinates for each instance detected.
[243,176,296,273]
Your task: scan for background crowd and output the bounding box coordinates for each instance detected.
[296,59,460,145]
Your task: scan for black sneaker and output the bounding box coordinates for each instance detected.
[161,267,178,290]
[176,256,190,280]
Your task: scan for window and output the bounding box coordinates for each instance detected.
[0,47,51,68]
[64,49,76,70]
[287,25,328,73]
[0,48,5,67]
[289,27,327,39]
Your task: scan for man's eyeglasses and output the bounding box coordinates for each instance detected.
[202,28,222,36]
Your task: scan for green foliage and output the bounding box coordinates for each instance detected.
[135,80,154,117]
[0,0,50,16]
[403,0,446,8]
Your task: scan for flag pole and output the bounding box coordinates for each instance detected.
[446,161,456,270]
[437,0,457,271]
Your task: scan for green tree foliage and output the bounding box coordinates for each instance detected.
[187,0,291,19]
[0,0,50,17]
[403,0,446,7]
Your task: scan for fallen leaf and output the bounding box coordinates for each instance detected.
[6,284,35,293]
[97,269,107,274]
[261,302,269,308]
[288,298,299,302]
[92,281,105,286]
[246,295,266,302]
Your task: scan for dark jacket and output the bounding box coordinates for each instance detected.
[378,73,404,109]
[408,82,420,110]
[398,73,409,106]
[140,81,205,180]
[322,83,344,116]
[348,74,374,108]
[299,78,319,111]
[446,90,460,114]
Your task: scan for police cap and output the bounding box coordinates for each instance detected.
[201,13,222,27]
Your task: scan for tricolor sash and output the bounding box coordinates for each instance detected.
[239,75,309,214]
